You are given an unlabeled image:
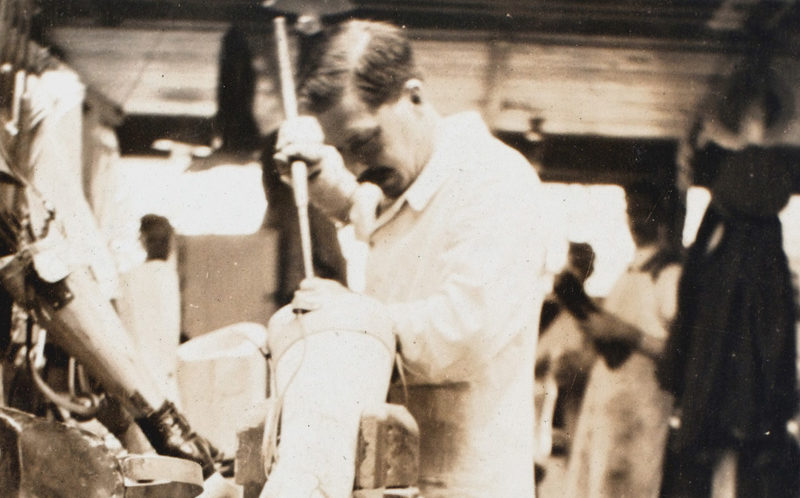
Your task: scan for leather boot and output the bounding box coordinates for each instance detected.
[136,400,219,479]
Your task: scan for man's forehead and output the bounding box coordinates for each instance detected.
[315,89,371,138]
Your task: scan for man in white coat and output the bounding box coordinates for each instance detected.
[275,20,549,497]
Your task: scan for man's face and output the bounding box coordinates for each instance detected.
[314,82,429,199]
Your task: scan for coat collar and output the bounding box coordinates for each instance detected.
[375,112,488,226]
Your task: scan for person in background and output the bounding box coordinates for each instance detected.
[657,59,799,498]
[535,242,598,459]
[215,26,260,152]
[272,19,549,497]
[117,214,182,405]
[563,181,682,498]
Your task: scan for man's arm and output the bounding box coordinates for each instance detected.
[579,311,665,361]
[577,263,682,363]
[277,115,547,382]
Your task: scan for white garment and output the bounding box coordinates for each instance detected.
[534,307,596,461]
[363,112,548,497]
[565,246,680,498]
[117,260,182,404]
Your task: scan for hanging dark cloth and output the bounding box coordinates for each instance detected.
[658,202,799,497]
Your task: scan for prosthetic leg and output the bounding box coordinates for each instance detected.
[0,247,218,478]
[261,296,395,498]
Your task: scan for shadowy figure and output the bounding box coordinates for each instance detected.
[563,181,682,498]
[658,52,799,498]
[535,242,598,459]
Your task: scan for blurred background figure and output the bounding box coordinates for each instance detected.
[117,214,182,405]
[563,181,682,498]
[658,54,800,498]
[535,242,598,463]
[215,26,260,152]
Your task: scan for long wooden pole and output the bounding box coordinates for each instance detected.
[274,16,314,280]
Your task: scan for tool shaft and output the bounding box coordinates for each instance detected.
[274,16,314,280]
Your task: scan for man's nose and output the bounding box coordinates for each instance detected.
[348,161,370,180]
[349,113,378,132]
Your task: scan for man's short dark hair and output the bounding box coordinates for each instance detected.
[568,241,595,280]
[297,20,421,113]
[140,214,173,261]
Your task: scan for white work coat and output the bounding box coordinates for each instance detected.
[363,112,548,497]
[117,259,182,405]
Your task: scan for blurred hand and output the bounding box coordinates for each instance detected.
[274,116,359,221]
[291,277,353,313]
[578,312,638,369]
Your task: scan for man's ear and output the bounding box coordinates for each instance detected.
[404,79,423,105]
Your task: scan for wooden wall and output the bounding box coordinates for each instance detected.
[178,231,278,339]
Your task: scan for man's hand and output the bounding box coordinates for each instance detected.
[274,116,359,221]
[577,310,672,367]
[291,277,353,313]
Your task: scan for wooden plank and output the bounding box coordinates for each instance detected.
[50,23,800,141]
[50,26,224,117]
[405,34,732,137]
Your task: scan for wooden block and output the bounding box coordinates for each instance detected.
[355,403,420,490]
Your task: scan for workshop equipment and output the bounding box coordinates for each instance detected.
[0,407,204,497]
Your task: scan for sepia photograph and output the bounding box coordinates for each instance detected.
[1,1,799,496]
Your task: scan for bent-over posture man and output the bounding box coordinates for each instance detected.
[273,20,549,497]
